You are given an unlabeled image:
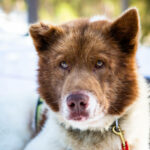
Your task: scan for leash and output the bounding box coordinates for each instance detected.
[112,119,130,150]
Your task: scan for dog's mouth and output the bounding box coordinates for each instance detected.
[68,111,89,121]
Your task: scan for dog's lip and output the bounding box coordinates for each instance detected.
[67,112,89,121]
[68,116,88,121]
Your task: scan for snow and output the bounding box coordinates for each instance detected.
[0,10,38,102]
[0,32,38,101]
[137,46,150,78]
[0,9,28,35]
[0,11,38,149]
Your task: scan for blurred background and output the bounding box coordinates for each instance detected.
[0,1,150,149]
[1,0,150,42]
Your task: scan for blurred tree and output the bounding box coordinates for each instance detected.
[121,0,129,11]
[26,0,39,23]
[0,0,17,13]
[0,0,150,44]
[130,0,150,42]
[141,0,150,42]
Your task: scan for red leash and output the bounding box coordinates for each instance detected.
[112,120,130,150]
[122,141,129,150]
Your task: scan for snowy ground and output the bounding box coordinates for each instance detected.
[0,10,150,149]
[0,11,38,150]
[0,10,38,103]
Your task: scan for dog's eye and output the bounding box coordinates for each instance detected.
[95,60,104,69]
[60,61,69,70]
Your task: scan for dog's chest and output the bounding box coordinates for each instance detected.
[64,128,121,150]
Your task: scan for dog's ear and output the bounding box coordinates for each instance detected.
[110,8,140,54]
[29,22,63,53]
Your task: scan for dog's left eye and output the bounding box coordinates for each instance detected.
[59,61,69,70]
[95,60,104,69]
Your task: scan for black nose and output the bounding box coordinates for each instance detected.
[67,93,89,112]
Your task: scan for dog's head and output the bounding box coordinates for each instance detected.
[30,8,139,130]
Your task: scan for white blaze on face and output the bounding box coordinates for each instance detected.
[86,92,100,118]
[61,91,98,119]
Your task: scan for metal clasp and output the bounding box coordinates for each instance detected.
[112,120,126,148]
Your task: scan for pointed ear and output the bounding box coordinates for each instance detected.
[110,8,140,54]
[29,23,63,53]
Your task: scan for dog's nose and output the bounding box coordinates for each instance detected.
[66,93,89,120]
[67,93,89,111]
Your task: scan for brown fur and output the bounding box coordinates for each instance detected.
[30,8,139,117]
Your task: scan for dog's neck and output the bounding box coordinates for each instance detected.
[59,118,117,136]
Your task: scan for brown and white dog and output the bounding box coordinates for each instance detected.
[25,8,149,150]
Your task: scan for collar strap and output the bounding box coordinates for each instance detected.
[112,119,130,150]
[35,97,44,132]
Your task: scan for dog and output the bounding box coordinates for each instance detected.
[25,8,149,150]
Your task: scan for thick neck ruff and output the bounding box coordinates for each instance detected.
[35,97,129,150]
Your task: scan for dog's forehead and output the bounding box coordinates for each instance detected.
[56,19,112,55]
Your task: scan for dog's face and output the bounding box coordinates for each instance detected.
[30,8,139,130]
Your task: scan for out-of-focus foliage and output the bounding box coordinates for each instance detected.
[0,0,17,13]
[0,0,25,13]
[38,0,150,44]
[0,0,150,44]
[38,0,121,23]
[131,0,150,42]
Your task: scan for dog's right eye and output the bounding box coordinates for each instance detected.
[59,61,69,70]
[95,60,104,69]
